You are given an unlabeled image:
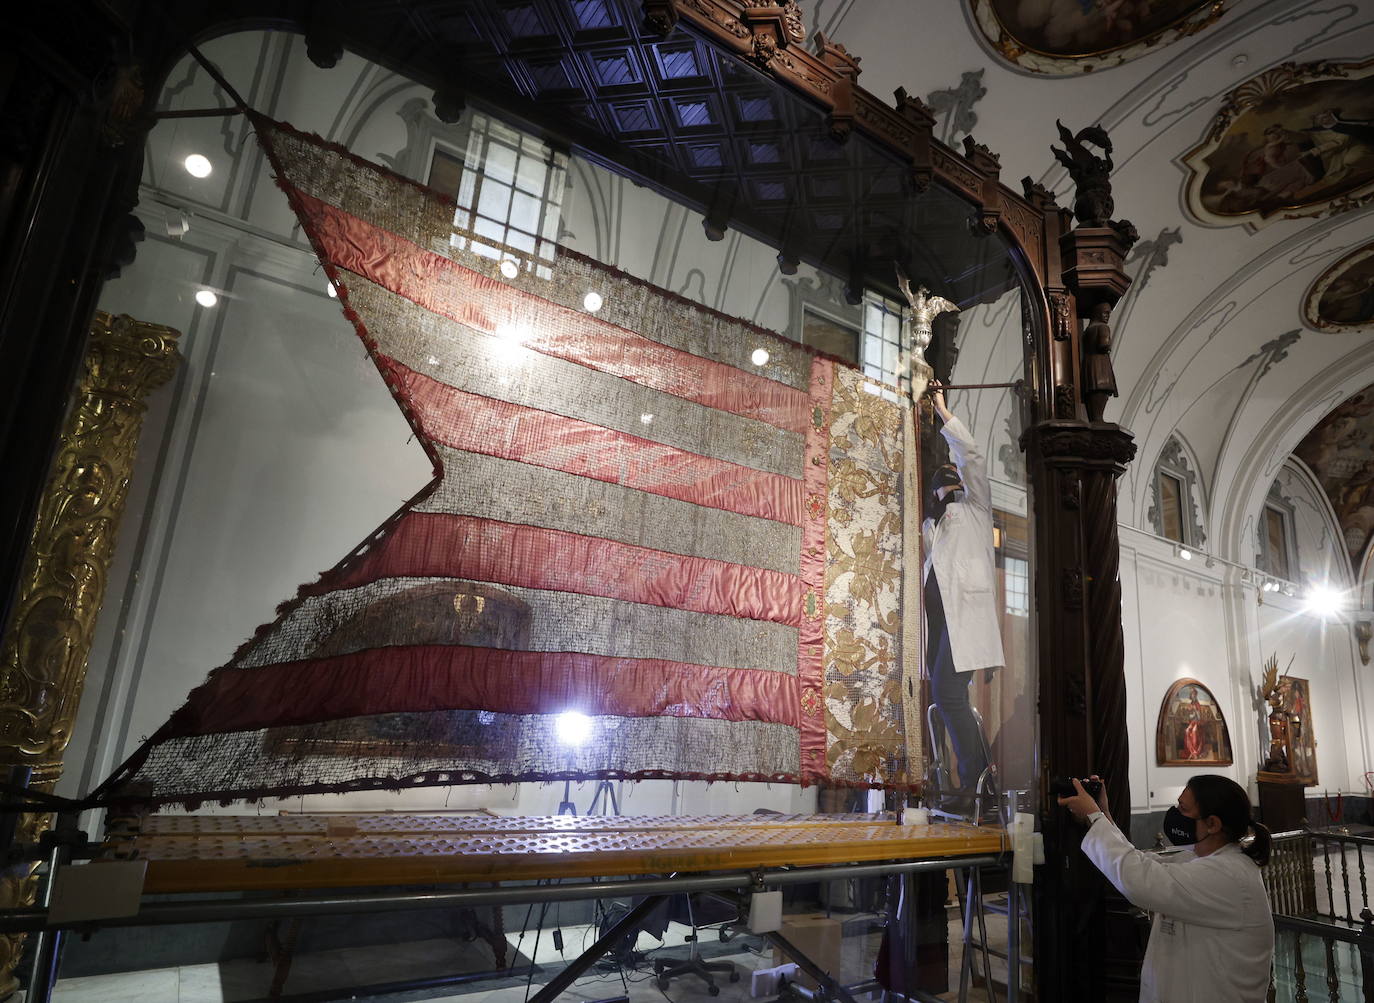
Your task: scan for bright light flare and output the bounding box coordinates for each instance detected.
[184,154,213,178]
[555,710,593,747]
[751,348,770,366]
[583,291,604,312]
[194,289,218,308]
[1304,584,1345,618]
[1178,548,1192,561]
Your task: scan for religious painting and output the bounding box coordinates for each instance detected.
[1305,242,1374,332]
[1182,59,1374,230]
[1277,676,1318,785]
[1156,679,1233,767]
[969,0,1226,76]
[1293,388,1374,565]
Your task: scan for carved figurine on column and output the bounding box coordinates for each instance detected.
[1082,302,1118,423]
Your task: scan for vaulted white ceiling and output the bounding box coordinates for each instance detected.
[794,0,1374,570]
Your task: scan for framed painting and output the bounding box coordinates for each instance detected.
[1182,59,1374,230]
[1277,676,1318,786]
[969,0,1226,76]
[1156,678,1233,767]
[1304,242,1374,332]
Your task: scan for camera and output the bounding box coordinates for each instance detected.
[1050,777,1102,799]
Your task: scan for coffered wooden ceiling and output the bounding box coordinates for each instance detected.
[184,0,1045,305]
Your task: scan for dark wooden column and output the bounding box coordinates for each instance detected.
[1026,141,1142,998]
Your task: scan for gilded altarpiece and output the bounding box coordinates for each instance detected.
[0,312,180,994]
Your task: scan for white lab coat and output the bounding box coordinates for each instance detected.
[1082,814,1274,1003]
[922,416,1005,672]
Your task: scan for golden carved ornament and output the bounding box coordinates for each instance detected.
[0,312,181,766]
[0,311,179,998]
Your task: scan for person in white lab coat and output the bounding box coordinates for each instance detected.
[1059,774,1275,1003]
[923,382,1005,793]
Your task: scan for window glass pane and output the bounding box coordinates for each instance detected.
[509,191,542,234]
[1159,473,1184,543]
[482,141,519,186]
[801,308,858,364]
[881,338,898,376]
[427,149,464,194]
[1265,507,1290,580]
[506,229,536,253]
[474,216,506,243]
[477,180,513,222]
[515,154,548,195]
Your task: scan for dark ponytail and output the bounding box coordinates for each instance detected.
[1246,821,1273,867]
[1187,774,1271,867]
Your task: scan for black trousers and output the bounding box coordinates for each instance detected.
[924,570,987,792]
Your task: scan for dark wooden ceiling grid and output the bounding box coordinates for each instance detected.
[315,0,1054,306]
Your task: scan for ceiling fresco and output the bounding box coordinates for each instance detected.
[1293,387,1374,568]
[1182,59,1374,229]
[968,0,1227,75]
[1305,242,1374,333]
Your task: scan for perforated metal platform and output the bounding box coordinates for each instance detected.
[102,812,1007,893]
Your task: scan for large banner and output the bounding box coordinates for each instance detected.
[98,119,918,806]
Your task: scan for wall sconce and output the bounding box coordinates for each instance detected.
[1355,620,1371,665]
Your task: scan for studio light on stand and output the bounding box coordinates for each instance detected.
[554,711,619,816]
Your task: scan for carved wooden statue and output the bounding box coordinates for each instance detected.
[1258,654,1294,776]
[1081,302,1118,423]
[1051,120,1115,228]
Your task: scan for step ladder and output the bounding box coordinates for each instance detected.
[956,790,1034,1003]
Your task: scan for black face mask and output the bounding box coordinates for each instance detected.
[929,489,964,522]
[1163,805,1200,846]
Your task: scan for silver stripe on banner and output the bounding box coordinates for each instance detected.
[348,279,805,478]
[416,445,801,574]
[236,575,799,675]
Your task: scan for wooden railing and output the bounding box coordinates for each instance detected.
[1268,910,1373,1003]
[1311,829,1373,925]
[1262,828,1373,1001]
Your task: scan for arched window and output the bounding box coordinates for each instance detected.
[1257,479,1298,582]
[1148,435,1206,547]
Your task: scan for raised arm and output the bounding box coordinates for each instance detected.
[932,386,990,513]
[1080,817,1246,930]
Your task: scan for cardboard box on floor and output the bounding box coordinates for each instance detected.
[772,913,842,990]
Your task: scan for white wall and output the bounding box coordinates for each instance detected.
[1117,457,1374,827]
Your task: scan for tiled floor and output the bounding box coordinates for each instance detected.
[47,909,1005,1002]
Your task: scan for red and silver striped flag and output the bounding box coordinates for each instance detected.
[99,118,918,806]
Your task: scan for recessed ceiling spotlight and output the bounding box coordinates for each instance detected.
[194,289,218,308]
[751,348,770,366]
[499,259,520,279]
[583,291,604,312]
[184,154,213,178]
[1178,547,1192,561]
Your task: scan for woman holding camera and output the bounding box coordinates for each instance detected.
[1058,774,1274,1002]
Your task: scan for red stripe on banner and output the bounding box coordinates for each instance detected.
[798,358,834,782]
[170,646,802,738]
[380,356,803,526]
[331,512,805,626]
[290,190,809,435]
